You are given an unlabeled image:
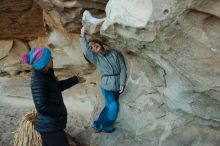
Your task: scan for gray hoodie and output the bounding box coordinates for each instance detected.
[80,37,127,91]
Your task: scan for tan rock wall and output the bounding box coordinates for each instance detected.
[0,0,45,39]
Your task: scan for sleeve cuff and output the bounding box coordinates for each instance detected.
[71,76,79,84]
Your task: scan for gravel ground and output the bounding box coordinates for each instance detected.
[0,96,33,146]
[0,96,83,146]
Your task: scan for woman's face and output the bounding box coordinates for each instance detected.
[45,58,53,70]
[89,42,101,53]
[48,58,53,68]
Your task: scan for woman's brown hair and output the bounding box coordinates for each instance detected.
[88,39,109,50]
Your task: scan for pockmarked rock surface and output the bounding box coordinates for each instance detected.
[1,0,220,146]
[0,0,45,40]
[0,40,13,60]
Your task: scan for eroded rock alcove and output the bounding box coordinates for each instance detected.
[0,0,220,146]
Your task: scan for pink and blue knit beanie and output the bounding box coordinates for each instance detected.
[21,48,51,70]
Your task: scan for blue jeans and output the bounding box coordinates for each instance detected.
[93,88,120,131]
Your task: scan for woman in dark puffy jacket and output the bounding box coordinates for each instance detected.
[21,48,85,146]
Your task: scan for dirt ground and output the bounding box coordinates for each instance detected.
[0,97,33,146]
[0,95,83,146]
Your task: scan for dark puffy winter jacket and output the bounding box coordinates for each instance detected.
[31,68,78,132]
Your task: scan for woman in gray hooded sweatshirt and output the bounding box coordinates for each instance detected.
[80,27,127,133]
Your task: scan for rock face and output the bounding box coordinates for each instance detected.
[0,0,45,39]
[35,0,107,33]
[0,40,13,60]
[1,0,220,146]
